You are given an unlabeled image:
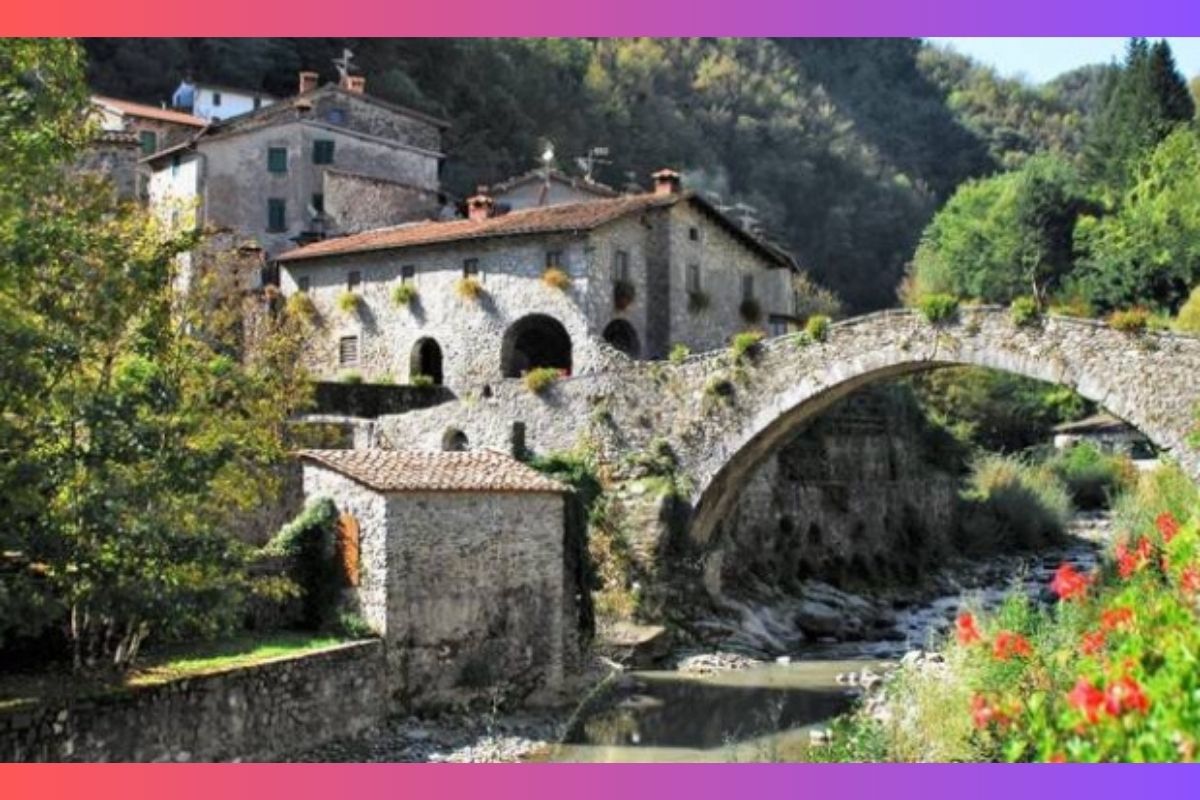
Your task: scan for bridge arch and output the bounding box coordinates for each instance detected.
[681,308,1200,548]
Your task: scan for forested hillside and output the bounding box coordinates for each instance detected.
[82,38,1110,312]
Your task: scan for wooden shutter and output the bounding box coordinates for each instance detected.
[336,513,360,588]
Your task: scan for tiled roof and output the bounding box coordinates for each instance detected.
[490,168,619,198]
[278,192,674,262]
[298,449,568,494]
[92,96,207,128]
[1052,413,1133,435]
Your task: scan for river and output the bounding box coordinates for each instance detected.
[543,512,1112,762]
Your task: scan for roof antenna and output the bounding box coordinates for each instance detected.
[575,146,610,183]
[333,48,356,82]
[539,142,555,206]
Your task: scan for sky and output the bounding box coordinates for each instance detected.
[927,38,1200,84]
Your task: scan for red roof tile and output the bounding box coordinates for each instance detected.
[298,449,568,494]
[93,96,207,128]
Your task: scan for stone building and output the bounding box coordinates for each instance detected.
[489,167,619,211]
[298,448,572,705]
[276,170,803,392]
[92,95,207,157]
[144,70,449,274]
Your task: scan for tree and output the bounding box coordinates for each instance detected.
[1085,38,1194,196]
[1074,127,1200,312]
[907,155,1089,304]
[0,40,311,669]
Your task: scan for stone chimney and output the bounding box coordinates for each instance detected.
[341,75,367,94]
[652,168,682,196]
[298,70,319,95]
[466,189,494,222]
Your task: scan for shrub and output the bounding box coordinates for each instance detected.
[410,373,435,388]
[286,292,317,320]
[958,454,1072,553]
[391,283,417,307]
[339,370,363,384]
[739,297,762,323]
[805,313,831,342]
[731,330,765,362]
[261,498,340,630]
[337,291,361,315]
[1010,296,1040,327]
[687,290,710,313]
[1173,285,1200,333]
[542,267,571,290]
[1048,442,1135,510]
[455,276,484,301]
[613,279,636,310]
[523,367,561,394]
[918,293,959,324]
[1107,307,1149,334]
[704,374,735,403]
[668,343,691,364]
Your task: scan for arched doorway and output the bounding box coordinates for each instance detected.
[602,319,641,358]
[410,337,444,385]
[500,314,573,378]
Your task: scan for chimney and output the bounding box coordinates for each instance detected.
[466,189,494,222]
[652,168,682,196]
[341,75,366,94]
[298,70,319,95]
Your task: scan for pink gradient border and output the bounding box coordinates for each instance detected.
[0,0,1197,35]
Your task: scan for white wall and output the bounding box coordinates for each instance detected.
[193,87,275,123]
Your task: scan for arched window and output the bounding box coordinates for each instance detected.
[602,319,641,358]
[442,428,469,452]
[410,337,444,385]
[500,314,573,378]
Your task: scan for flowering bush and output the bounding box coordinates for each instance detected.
[542,267,571,291]
[454,276,485,301]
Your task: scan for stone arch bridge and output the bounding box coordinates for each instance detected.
[376,307,1200,571]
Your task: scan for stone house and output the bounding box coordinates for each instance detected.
[1053,412,1157,464]
[276,170,803,392]
[298,448,572,705]
[489,167,619,211]
[92,95,207,157]
[144,70,449,275]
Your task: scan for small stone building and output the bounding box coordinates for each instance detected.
[298,448,572,706]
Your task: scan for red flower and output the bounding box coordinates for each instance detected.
[1105,676,1150,716]
[1115,538,1152,579]
[1100,606,1134,632]
[992,631,1033,661]
[956,611,982,646]
[1048,752,1068,763]
[1081,630,1106,655]
[1051,563,1090,601]
[1181,566,1200,595]
[1156,512,1180,543]
[1067,677,1106,724]
[970,694,1013,730]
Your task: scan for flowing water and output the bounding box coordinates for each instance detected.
[544,513,1112,762]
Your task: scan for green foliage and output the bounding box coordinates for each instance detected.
[805,314,832,342]
[1107,307,1150,334]
[703,375,736,404]
[1047,443,1136,510]
[1010,296,1040,326]
[409,373,435,388]
[730,330,765,361]
[262,498,340,630]
[454,276,484,301]
[339,370,364,384]
[1172,286,1200,333]
[668,343,691,364]
[917,293,960,323]
[0,40,311,670]
[958,454,1072,553]
[391,283,418,307]
[286,292,318,320]
[337,290,361,314]
[522,366,561,394]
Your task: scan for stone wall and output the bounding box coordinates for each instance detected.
[0,641,386,762]
[324,169,442,233]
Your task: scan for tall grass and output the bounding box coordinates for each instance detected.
[958,454,1072,553]
[1047,443,1135,510]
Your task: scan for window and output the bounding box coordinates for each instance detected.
[171,154,181,176]
[463,258,479,278]
[545,251,563,269]
[253,97,262,110]
[297,276,311,293]
[267,198,286,232]
[401,265,415,284]
[326,108,346,125]
[689,227,700,241]
[338,336,359,367]
[613,250,630,283]
[742,274,755,301]
[211,91,222,107]
[267,147,287,173]
[769,315,789,337]
[313,139,335,164]
[139,130,157,156]
[686,263,701,293]
[311,193,324,214]
[347,271,362,291]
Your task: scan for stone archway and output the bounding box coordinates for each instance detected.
[410,337,444,385]
[602,319,641,358]
[500,314,573,378]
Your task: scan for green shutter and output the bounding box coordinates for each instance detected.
[268,199,286,232]
[267,147,287,173]
[313,140,335,164]
[139,131,157,155]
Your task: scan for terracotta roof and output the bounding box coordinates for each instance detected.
[298,449,568,494]
[92,96,207,128]
[1053,413,1135,435]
